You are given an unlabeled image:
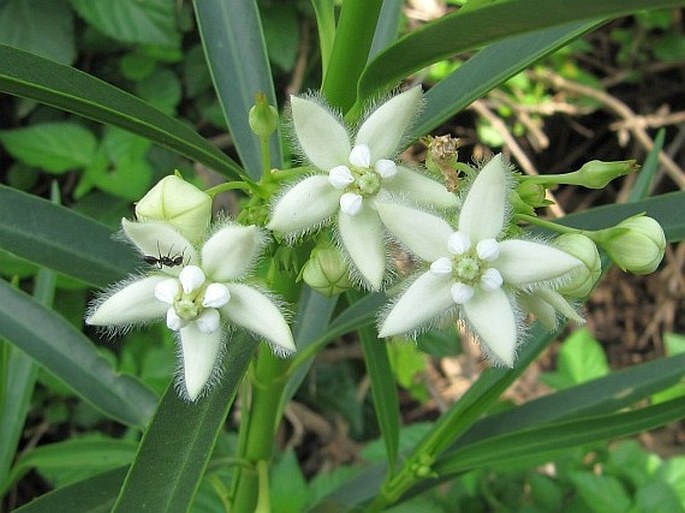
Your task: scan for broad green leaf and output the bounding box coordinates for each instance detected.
[434,398,685,476]
[0,45,243,180]
[413,21,598,139]
[0,279,158,428]
[13,467,128,513]
[0,0,75,64]
[540,328,609,390]
[4,436,136,496]
[270,452,308,513]
[261,2,299,71]
[0,185,138,288]
[359,323,400,475]
[194,0,282,179]
[357,0,685,102]
[69,0,180,48]
[136,68,182,116]
[321,0,383,112]
[112,337,257,513]
[0,269,54,487]
[569,472,632,513]
[635,481,685,513]
[0,122,97,174]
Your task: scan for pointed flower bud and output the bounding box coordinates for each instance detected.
[574,159,639,189]
[248,92,279,137]
[135,174,212,245]
[301,244,353,297]
[594,215,666,275]
[552,233,601,298]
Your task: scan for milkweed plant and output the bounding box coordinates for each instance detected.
[0,1,682,512]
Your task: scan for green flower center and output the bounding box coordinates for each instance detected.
[348,166,381,197]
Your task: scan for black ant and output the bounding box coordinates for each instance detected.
[143,242,186,269]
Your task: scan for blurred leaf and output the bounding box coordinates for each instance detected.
[631,128,664,201]
[0,279,158,428]
[194,0,282,179]
[0,122,97,174]
[69,0,180,48]
[136,68,182,116]
[261,3,299,71]
[540,328,609,390]
[0,45,243,180]
[270,452,308,513]
[0,0,75,64]
[665,332,685,355]
[635,481,685,513]
[112,337,257,513]
[388,343,429,402]
[5,436,136,495]
[13,467,128,513]
[569,472,631,513]
[0,185,138,287]
[358,0,685,101]
[660,457,685,505]
[361,423,433,464]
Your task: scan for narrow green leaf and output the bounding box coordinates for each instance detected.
[358,0,684,101]
[0,185,138,288]
[359,324,400,475]
[13,467,128,513]
[69,0,180,48]
[0,279,158,428]
[630,128,665,201]
[194,0,282,179]
[0,122,97,173]
[321,0,383,112]
[310,0,336,77]
[0,45,243,179]
[434,399,685,476]
[369,0,404,59]
[412,21,598,139]
[0,0,75,64]
[112,337,257,513]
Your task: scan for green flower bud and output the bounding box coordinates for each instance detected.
[574,159,639,189]
[553,233,601,298]
[596,215,666,275]
[135,174,212,244]
[516,180,547,208]
[301,245,352,297]
[248,93,279,137]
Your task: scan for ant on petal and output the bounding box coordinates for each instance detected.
[143,242,186,270]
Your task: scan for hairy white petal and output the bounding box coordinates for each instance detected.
[379,271,454,337]
[329,166,355,190]
[179,323,223,401]
[339,204,385,290]
[166,308,188,331]
[376,201,452,262]
[447,232,471,255]
[202,224,262,281]
[221,284,295,353]
[290,95,350,170]
[339,192,363,216]
[459,154,508,241]
[537,288,585,325]
[450,282,475,304]
[382,166,457,209]
[375,159,397,178]
[87,276,168,326]
[179,265,206,293]
[496,240,583,286]
[481,268,503,291]
[355,87,421,162]
[519,293,558,330]
[430,257,452,275]
[267,175,341,234]
[122,218,198,270]
[349,144,371,168]
[154,278,180,305]
[202,283,231,308]
[476,239,500,261]
[463,288,517,367]
[195,308,221,334]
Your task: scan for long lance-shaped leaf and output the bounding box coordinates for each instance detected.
[0,279,158,428]
[434,398,685,476]
[412,21,599,139]
[0,45,243,180]
[0,185,137,288]
[13,467,128,513]
[112,337,257,513]
[356,0,685,103]
[194,0,282,179]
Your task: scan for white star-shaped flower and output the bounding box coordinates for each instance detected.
[376,155,583,366]
[267,87,457,290]
[86,219,295,401]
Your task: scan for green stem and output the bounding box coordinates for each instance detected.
[515,213,582,235]
[259,135,272,179]
[205,181,253,196]
[520,171,584,186]
[230,349,289,512]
